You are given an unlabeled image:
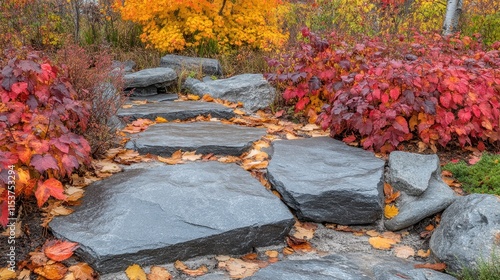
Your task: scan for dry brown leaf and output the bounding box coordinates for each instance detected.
[253,140,270,150]
[425,224,435,231]
[365,230,380,237]
[187,94,201,101]
[34,263,68,280]
[125,264,147,280]
[264,123,284,133]
[132,100,148,105]
[68,263,95,280]
[93,160,122,175]
[381,231,402,243]
[241,160,269,170]
[394,246,415,259]
[234,108,246,115]
[286,236,313,252]
[0,268,16,279]
[300,124,320,131]
[218,156,240,163]
[223,258,260,279]
[50,206,73,216]
[384,204,399,219]
[2,221,22,238]
[182,151,202,161]
[265,250,279,258]
[122,104,133,109]
[147,266,172,280]
[17,269,31,280]
[29,251,49,268]
[414,263,446,271]
[158,150,183,165]
[293,222,317,240]
[285,133,299,140]
[368,236,397,250]
[244,149,268,161]
[65,187,85,202]
[241,253,258,261]
[155,116,168,123]
[174,260,208,277]
[417,249,431,258]
[283,247,294,255]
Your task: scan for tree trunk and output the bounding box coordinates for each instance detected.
[72,0,81,41]
[442,0,463,35]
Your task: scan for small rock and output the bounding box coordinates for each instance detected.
[430,194,500,273]
[125,122,267,156]
[384,177,456,231]
[184,74,276,112]
[124,67,177,96]
[387,152,441,196]
[112,60,136,74]
[160,55,223,77]
[267,137,384,224]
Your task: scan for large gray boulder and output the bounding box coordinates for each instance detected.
[184,74,276,112]
[384,152,456,231]
[430,194,500,273]
[125,122,267,156]
[267,137,385,224]
[160,55,223,77]
[373,260,457,280]
[50,162,294,274]
[124,68,177,96]
[117,101,235,121]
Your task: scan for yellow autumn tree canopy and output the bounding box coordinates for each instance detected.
[114,0,289,53]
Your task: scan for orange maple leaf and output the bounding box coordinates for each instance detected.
[43,240,79,262]
[35,179,66,207]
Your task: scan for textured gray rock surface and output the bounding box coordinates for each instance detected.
[184,74,276,112]
[124,68,177,96]
[117,101,234,121]
[160,54,223,76]
[373,260,457,280]
[128,93,178,103]
[387,152,440,196]
[112,60,136,74]
[384,177,456,231]
[430,194,500,273]
[50,162,294,274]
[267,137,385,224]
[125,122,267,156]
[248,254,372,280]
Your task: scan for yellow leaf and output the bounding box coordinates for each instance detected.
[365,230,379,237]
[155,116,168,123]
[125,264,147,280]
[234,108,246,115]
[394,245,415,259]
[265,250,279,258]
[0,268,16,279]
[368,236,397,250]
[384,204,399,219]
[147,266,172,280]
[417,249,431,258]
[187,94,201,101]
[122,104,133,109]
[158,150,183,165]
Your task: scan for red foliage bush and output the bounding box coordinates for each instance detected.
[0,51,91,226]
[267,29,500,152]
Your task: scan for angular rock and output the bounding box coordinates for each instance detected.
[124,68,177,96]
[184,74,276,112]
[160,54,223,77]
[384,177,456,231]
[430,194,500,273]
[128,93,178,103]
[125,122,267,156]
[267,137,385,224]
[373,260,457,280]
[112,60,136,74]
[248,254,371,280]
[50,162,294,274]
[387,152,441,196]
[117,101,234,121]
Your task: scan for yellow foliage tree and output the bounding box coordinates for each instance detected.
[114,0,289,53]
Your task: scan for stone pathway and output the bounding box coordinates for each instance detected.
[50,58,500,279]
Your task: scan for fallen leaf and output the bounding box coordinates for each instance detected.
[244,149,268,161]
[132,100,148,105]
[125,264,147,280]
[65,187,85,202]
[384,204,399,219]
[18,269,31,280]
[182,151,202,161]
[147,266,172,280]
[223,258,260,279]
[50,205,73,216]
[293,222,317,240]
[155,116,168,123]
[202,94,214,102]
[264,123,284,133]
[241,159,268,170]
[365,230,379,237]
[158,150,183,165]
[394,246,415,259]
[286,236,313,252]
[468,155,481,165]
[68,263,95,280]
[274,110,284,117]
[43,240,79,262]
[34,263,68,280]
[381,231,402,243]
[234,108,246,115]
[218,156,240,163]
[425,224,435,231]
[29,251,49,268]
[174,260,208,277]
[286,133,299,140]
[441,170,453,177]
[187,94,201,101]
[122,104,133,109]
[283,247,294,255]
[35,178,66,207]
[368,236,397,250]
[93,160,122,174]
[414,263,446,271]
[265,250,279,258]
[417,249,431,258]
[1,221,22,238]
[384,183,401,203]
[300,124,320,131]
[253,140,270,150]
[0,268,16,279]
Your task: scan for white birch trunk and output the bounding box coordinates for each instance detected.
[442,0,463,35]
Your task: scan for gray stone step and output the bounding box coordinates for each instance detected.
[128,93,178,103]
[267,137,385,224]
[117,101,235,121]
[50,162,294,274]
[125,122,267,157]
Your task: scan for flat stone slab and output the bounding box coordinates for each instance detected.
[50,162,294,274]
[267,137,384,224]
[160,55,223,76]
[125,122,267,156]
[124,67,177,89]
[128,93,178,103]
[117,101,235,121]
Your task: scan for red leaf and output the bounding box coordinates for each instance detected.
[393,116,409,134]
[61,154,79,176]
[43,240,79,262]
[296,97,310,111]
[389,87,400,100]
[35,178,66,207]
[31,154,58,173]
[439,92,452,108]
